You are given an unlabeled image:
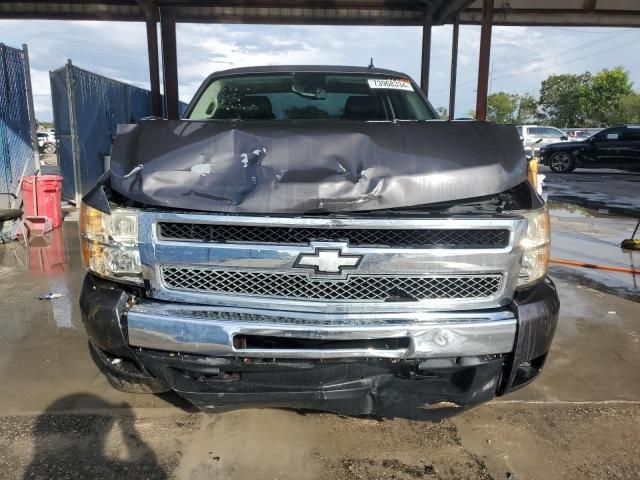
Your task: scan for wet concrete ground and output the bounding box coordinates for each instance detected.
[1,173,640,479]
[541,165,640,216]
[548,201,640,301]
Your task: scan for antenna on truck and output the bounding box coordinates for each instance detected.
[368,58,375,69]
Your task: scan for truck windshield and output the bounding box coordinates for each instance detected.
[187,72,436,121]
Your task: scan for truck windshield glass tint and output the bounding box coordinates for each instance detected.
[187,73,436,121]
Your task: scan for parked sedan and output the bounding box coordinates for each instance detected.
[540,124,640,173]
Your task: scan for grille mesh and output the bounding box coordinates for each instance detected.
[161,267,502,302]
[158,223,509,249]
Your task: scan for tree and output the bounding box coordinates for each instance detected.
[486,92,538,124]
[435,107,448,120]
[487,92,518,124]
[538,73,591,128]
[516,94,539,124]
[613,93,640,124]
[537,67,635,127]
[583,66,633,126]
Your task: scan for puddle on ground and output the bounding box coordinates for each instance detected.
[546,199,627,219]
[548,201,640,298]
[0,220,83,334]
[548,200,595,218]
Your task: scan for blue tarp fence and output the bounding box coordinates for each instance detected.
[50,63,187,202]
[0,43,35,209]
[51,63,152,202]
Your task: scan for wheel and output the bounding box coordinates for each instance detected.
[549,152,575,173]
[43,143,56,154]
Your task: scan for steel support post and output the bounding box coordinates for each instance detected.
[160,8,179,120]
[475,0,494,121]
[448,18,460,120]
[146,16,162,117]
[420,10,432,96]
[65,59,81,205]
[21,44,40,174]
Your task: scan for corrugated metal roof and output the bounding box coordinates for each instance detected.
[1,0,639,26]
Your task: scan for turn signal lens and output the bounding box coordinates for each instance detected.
[80,203,142,284]
[517,207,550,288]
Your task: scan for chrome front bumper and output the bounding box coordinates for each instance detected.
[127,302,516,360]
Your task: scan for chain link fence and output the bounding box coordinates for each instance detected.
[51,62,186,203]
[0,43,36,209]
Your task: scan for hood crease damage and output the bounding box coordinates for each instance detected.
[108,120,526,214]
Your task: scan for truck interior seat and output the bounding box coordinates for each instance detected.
[342,95,385,121]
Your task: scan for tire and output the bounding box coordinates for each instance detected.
[549,152,575,173]
[103,368,170,394]
[43,143,56,154]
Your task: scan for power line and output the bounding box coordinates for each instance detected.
[491,28,634,75]
[430,29,637,97]
[432,27,637,103]
[491,38,640,84]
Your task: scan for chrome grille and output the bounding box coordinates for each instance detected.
[160,266,503,302]
[158,222,509,249]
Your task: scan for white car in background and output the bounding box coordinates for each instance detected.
[37,131,57,154]
[517,125,570,157]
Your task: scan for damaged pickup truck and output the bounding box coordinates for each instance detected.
[80,66,559,417]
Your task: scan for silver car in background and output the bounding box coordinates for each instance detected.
[517,125,569,157]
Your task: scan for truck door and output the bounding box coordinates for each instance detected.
[617,127,640,170]
[589,127,624,168]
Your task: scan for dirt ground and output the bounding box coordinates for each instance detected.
[2,399,639,479]
[0,169,639,479]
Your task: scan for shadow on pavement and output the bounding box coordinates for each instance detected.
[22,393,168,480]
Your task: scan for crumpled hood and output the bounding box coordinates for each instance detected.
[109,119,526,213]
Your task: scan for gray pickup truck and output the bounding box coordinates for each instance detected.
[80,66,559,418]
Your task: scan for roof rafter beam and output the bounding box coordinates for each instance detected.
[2,1,640,27]
[432,0,475,24]
[583,0,597,12]
[459,8,640,27]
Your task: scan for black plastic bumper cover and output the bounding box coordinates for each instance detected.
[80,273,560,417]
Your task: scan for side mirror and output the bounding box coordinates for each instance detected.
[560,135,568,141]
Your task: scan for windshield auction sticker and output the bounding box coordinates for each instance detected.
[367,78,413,91]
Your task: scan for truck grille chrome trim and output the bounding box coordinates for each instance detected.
[158,222,510,249]
[139,212,526,312]
[160,266,503,302]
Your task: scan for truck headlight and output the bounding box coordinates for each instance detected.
[80,202,143,285]
[517,207,550,288]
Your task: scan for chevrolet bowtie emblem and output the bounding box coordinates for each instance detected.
[293,248,362,276]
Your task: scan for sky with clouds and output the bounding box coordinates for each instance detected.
[1,19,639,122]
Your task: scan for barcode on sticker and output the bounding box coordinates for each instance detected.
[367,78,413,91]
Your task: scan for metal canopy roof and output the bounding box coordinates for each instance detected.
[1,0,640,26]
